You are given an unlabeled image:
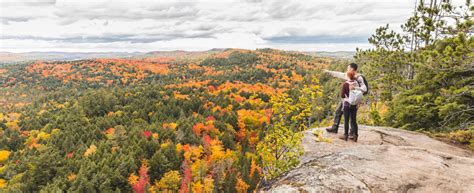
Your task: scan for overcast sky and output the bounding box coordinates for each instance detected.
[0,0,448,52]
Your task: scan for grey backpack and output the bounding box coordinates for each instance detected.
[344,81,363,105]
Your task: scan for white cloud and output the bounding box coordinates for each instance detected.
[0,0,465,52]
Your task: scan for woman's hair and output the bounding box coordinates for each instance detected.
[346,70,356,80]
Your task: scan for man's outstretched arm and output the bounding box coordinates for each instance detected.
[323,70,346,80]
[323,70,367,92]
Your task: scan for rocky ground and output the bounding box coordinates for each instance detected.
[260,125,474,193]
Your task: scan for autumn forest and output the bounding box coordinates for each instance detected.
[0,49,332,192]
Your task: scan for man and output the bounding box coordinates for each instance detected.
[326,63,367,134]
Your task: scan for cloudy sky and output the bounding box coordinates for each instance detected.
[0,0,439,52]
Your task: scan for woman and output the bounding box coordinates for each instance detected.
[339,70,359,142]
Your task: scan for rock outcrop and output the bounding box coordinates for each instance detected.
[260,126,474,192]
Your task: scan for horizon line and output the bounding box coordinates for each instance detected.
[0,48,357,54]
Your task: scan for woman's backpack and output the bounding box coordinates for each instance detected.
[345,81,363,105]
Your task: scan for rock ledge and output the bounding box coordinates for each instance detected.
[260,126,474,193]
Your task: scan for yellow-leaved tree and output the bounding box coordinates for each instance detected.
[257,77,322,181]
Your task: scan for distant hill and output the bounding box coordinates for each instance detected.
[0,49,354,64]
[133,50,224,63]
[0,52,145,64]
[302,51,355,59]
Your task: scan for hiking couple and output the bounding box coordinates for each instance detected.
[326,63,368,142]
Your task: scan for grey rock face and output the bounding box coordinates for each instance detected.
[260,126,474,193]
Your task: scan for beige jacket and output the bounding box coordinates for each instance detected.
[323,70,367,93]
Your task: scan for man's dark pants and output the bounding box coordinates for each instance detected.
[330,101,343,131]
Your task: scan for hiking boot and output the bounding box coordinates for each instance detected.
[348,133,354,139]
[326,128,338,134]
[352,135,358,142]
[339,134,348,141]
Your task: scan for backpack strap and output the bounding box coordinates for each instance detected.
[356,75,365,88]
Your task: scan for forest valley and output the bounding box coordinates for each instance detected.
[0,0,472,192]
[0,48,330,192]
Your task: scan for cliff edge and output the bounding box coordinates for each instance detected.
[260,126,474,192]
